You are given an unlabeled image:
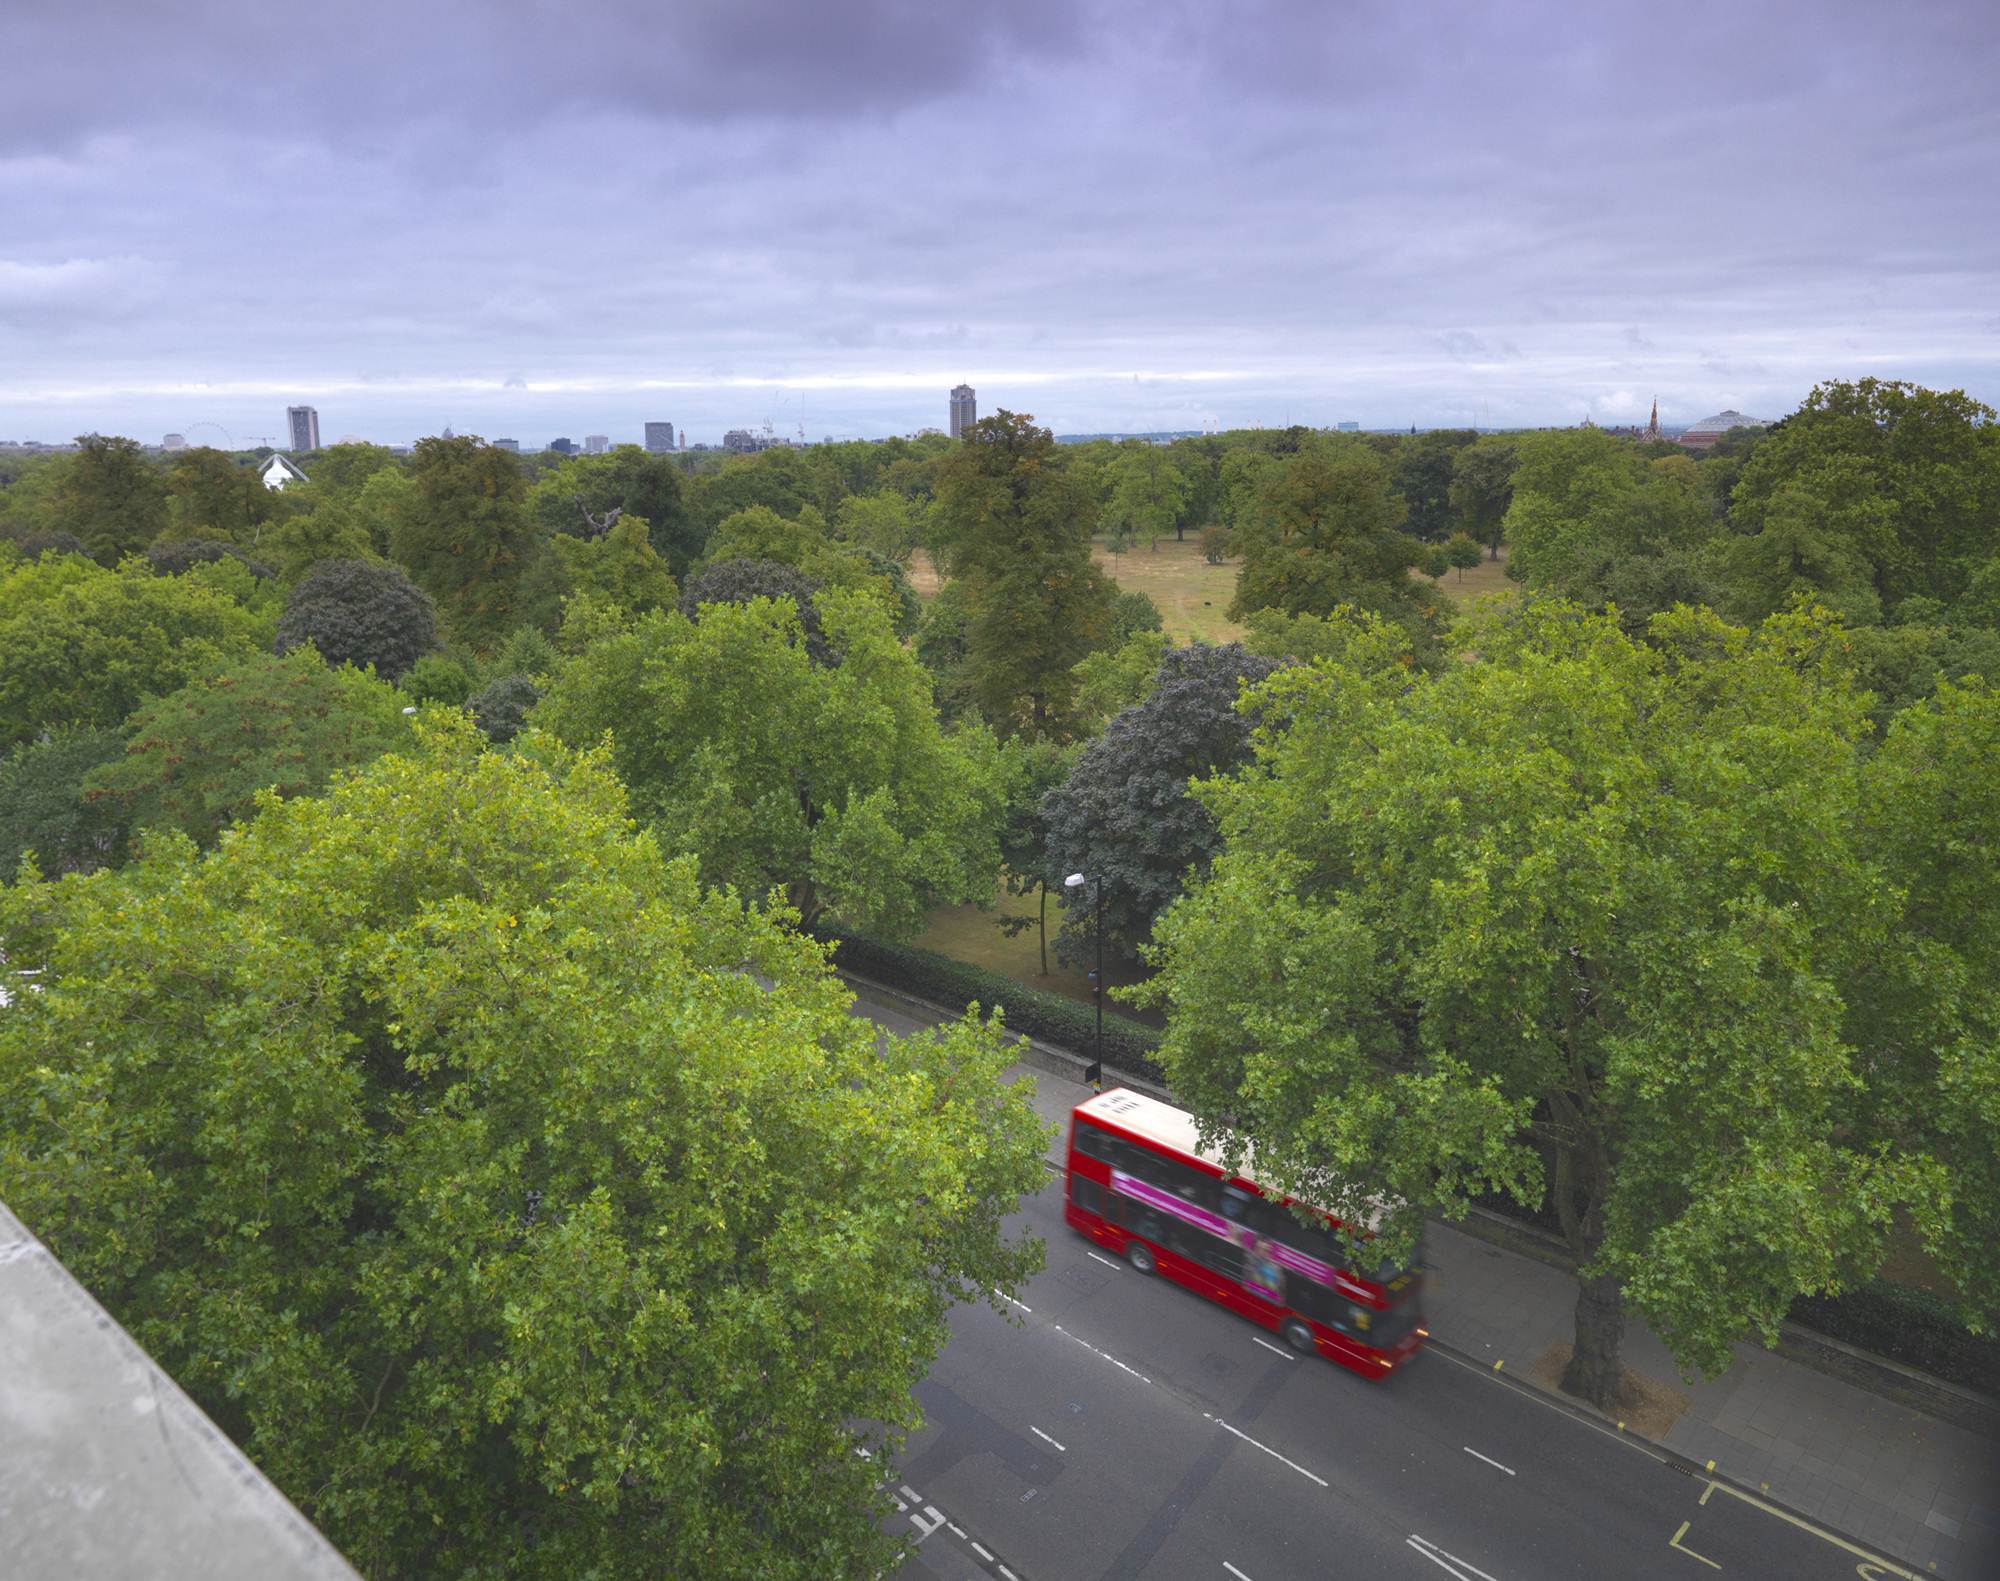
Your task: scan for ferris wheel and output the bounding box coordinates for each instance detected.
[182,419,236,449]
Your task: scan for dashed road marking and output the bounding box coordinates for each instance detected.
[1030,1425,1067,1452]
[1464,1446,1516,1476]
[971,1541,995,1561]
[1224,1564,1257,1581]
[1052,1324,1155,1385]
[993,1288,1034,1314]
[1086,1250,1122,1270]
[1206,1413,1329,1487]
[1250,1335,1295,1360]
[1407,1533,1504,1580]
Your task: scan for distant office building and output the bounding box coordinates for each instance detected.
[1676,409,1768,452]
[493,438,521,452]
[286,405,321,452]
[722,429,761,454]
[161,432,187,450]
[949,384,977,439]
[584,434,609,454]
[549,437,576,455]
[1336,421,1360,432]
[644,421,676,453]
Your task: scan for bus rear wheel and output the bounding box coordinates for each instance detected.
[1126,1242,1156,1275]
[1281,1320,1316,1356]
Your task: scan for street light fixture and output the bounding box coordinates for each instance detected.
[1064,870,1104,1089]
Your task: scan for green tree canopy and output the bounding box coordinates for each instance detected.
[88,649,410,846]
[1103,441,1191,552]
[1392,429,1477,542]
[164,446,279,544]
[1722,379,2000,625]
[1502,427,1722,628]
[0,726,129,878]
[535,590,1006,938]
[1226,448,1436,634]
[929,411,1116,737]
[1134,601,1989,1407]
[53,433,169,563]
[304,442,400,498]
[0,717,1047,1580]
[1448,438,1517,557]
[0,556,268,748]
[528,448,703,576]
[275,557,438,681]
[391,435,541,644]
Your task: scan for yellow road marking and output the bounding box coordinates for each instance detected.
[1699,1480,1716,1506]
[1704,1483,1921,1580]
[1670,1520,1722,1569]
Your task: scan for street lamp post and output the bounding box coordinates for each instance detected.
[1063,868,1104,1090]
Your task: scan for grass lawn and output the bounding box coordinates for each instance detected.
[1430,544,1517,607]
[1092,536,1247,644]
[912,883,1166,1029]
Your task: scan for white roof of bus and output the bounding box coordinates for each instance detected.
[1076,1087,1390,1233]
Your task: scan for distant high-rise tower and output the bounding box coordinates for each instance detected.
[949,384,976,439]
[286,405,321,452]
[644,421,676,453]
[1645,397,1661,443]
[584,434,609,454]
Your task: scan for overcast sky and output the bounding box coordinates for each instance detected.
[3,0,1996,446]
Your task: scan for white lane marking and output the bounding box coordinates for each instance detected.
[1407,1534,1503,1581]
[1250,1335,1295,1360]
[1224,1564,1257,1581]
[1205,1413,1329,1487]
[1463,1445,1516,1476]
[1030,1425,1068,1452]
[946,1522,968,1539]
[1086,1250,1122,1270]
[999,1568,1020,1581]
[1053,1324,1155,1385]
[993,1287,1034,1314]
[971,1541,995,1561]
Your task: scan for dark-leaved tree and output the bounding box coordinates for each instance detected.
[275,557,437,680]
[679,557,834,666]
[1043,642,1280,963]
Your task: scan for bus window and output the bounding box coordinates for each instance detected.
[1074,1124,1110,1161]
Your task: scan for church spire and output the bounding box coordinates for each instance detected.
[1646,396,1660,442]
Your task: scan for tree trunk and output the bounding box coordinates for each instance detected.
[1561,1270,1626,1409]
[1037,884,1048,977]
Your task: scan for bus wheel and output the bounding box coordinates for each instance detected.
[1126,1242,1156,1276]
[1281,1320,1316,1356]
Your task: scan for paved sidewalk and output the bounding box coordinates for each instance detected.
[992,1045,2000,1578]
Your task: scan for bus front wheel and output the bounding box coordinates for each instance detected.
[1281,1320,1316,1356]
[1126,1242,1156,1275]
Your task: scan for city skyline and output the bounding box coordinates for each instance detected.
[4,3,1996,442]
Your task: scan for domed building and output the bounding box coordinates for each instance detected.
[1677,409,1769,452]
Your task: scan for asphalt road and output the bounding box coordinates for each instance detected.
[886,1172,1922,1581]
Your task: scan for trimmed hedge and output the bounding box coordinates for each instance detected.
[814,924,1166,1084]
[1790,1281,2000,1398]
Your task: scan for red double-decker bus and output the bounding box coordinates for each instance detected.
[1065,1087,1425,1377]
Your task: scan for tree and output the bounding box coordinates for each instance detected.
[164,446,278,544]
[1445,533,1484,580]
[145,538,273,579]
[53,434,169,563]
[1392,430,1476,542]
[1103,442,1190,552]
[0,556,267,748]
[1044,642,1279,965]
[468,673,541,743]
[1721,380,2000,624]
[679,558,834,666]
[834,489,921,562]
[0,716,1047,1581]
[391,435,541,644]
[1449,440,1517,558]
[1199,523,1231,565]
[0,727,128,877]
[1070,629,1174,727]
[1502,428,1722,630]
[305,443,399,498]
[87,650,407,847]
[255,495,381,584]
[529,448,704,577]
[929,411,1116,738]
[1134,601,1962,1409]
[276,558,438,681]
[518,514,679,628]
[1226,449,1435,632]
[536,591,1006,939]
[992,735,1078,976]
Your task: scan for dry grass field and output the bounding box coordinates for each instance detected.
[907,538,1514,640]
